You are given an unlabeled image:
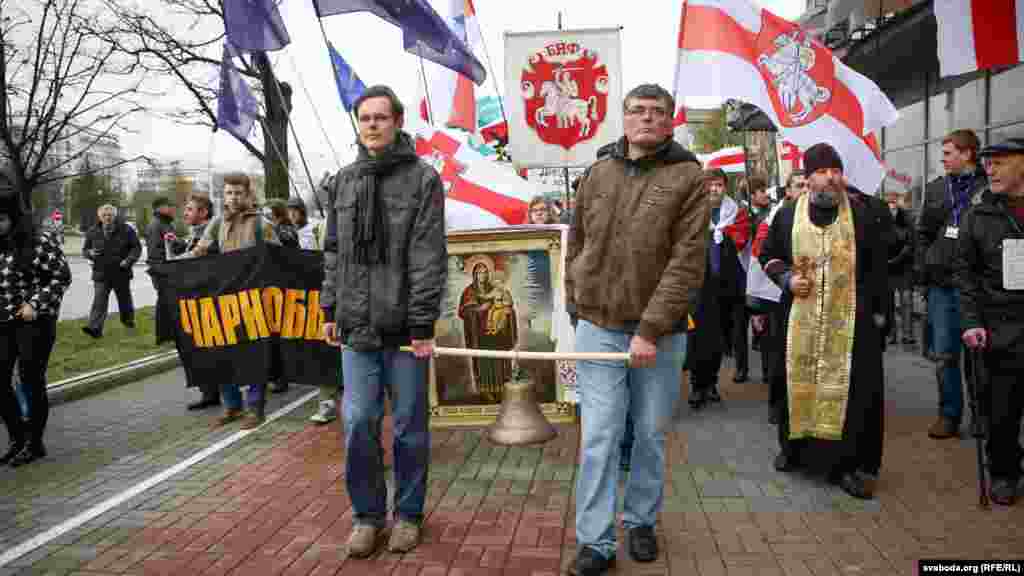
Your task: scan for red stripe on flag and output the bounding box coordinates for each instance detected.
[447,75,477,132]
[448,177,528,225]
[709,153,745,168]
[673,106,687,127]
[971,0,1020,70]
[428,131,462,156]
[679,5,758,63]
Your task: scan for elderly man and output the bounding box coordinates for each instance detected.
[956,137,1024,506]
[565,83,707,575]
[321,86,446,557]
[759,143,888,499]
[82,204,141,338]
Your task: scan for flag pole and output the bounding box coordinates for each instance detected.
[672,2,688,125]
[316,18,361,142]
[473,4,509,131]
[417,46,435,125]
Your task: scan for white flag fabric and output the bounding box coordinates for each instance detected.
[935,0,1024,78]
[504,28,624,167]
[747,202,784,302]
[676,0,898,194]
[413,126,545,231]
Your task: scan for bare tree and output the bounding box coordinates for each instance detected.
[1,0,150,212]
[94,0,293,200]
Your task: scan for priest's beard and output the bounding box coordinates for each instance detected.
[809,188,839,209]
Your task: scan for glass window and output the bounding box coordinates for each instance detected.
[990,122,1024,143]
[929,92,951,142]
[883,146,925,209]
[991,64,1024,125]
[954,79,985,136]
[886,100,925,149]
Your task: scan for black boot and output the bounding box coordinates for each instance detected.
[9,443,45,468]
[0,440,25,465]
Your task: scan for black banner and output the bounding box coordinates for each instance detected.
[157,244,340,387]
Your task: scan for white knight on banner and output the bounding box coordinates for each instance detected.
[504,28,624,167]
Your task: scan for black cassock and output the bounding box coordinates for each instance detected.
[759,189,891,477]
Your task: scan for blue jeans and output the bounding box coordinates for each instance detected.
[342,348,429,527]
[927,287,963,421]
[220,382,265,412]
[575,320,686,559]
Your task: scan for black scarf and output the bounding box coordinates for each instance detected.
[350,134,416,265]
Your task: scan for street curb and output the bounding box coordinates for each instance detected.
[46,351,181,406]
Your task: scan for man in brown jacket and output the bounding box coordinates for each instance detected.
[565,84,708,576]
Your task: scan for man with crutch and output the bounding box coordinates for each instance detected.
[955,137,1024,507]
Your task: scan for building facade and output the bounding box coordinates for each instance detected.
[800,0,1024,209]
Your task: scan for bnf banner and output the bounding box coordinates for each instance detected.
[504,27,623,168]
[157,244,340,388]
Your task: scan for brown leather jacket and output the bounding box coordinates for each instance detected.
[566,137,708,341]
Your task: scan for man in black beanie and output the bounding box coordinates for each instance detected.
[759,142,889,499]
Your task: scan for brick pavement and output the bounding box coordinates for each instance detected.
[0,347,1022,575]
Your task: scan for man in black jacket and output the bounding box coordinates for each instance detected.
[320,86,446,557]
[82,204,141,338]
[956,137,1024,506]
[144,197,177,345]
[917,129,988,439]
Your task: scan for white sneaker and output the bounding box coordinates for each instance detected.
[310,400,336,424]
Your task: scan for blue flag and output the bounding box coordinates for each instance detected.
[327,42,366,112]
[216,42,260,142]
[313,0,486,85]
[224,0,291,52]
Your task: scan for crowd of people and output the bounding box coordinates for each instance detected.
[1,78,1023,576]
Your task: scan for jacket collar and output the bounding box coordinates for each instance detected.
[609,136,698,168]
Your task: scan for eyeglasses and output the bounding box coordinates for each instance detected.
[625,106,669,118]
[358,113,393,124]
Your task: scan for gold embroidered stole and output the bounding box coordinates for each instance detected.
[785,192,857,441]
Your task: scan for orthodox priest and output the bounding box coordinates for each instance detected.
[759,143,888,499]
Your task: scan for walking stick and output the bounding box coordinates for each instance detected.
[966,347,989,509]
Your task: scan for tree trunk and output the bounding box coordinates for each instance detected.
[255,52,292,202]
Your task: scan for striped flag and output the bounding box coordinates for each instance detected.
[698,146,746,173]
[414,126,543,231]
[935,0,1024,78]
[418,0,482,132]
[675,0,898,193]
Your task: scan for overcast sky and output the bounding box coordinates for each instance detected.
[118,0,805,186]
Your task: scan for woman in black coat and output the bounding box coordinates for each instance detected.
[886,193,915,344]
[0,192,72,467]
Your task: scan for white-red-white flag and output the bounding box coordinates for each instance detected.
[675,0,898,194]
[417,0,481,132]
[414,126,542,231]
[935,0,1024,78]
[698,146,746,173]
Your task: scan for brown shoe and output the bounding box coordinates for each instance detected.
[387,520,421,553]
[347,525,381,558]
[215,409,243,426]
[239,413,265,430]
[928,417,960,439]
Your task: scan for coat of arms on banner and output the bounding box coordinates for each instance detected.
[755,11,833,128]
[520,41,609,150]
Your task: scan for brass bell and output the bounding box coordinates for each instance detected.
[486,374,557,446]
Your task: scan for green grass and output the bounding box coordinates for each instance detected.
[48,306,175,383]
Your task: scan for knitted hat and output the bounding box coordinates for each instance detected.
[803,143,844,175]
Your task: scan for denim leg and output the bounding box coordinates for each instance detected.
[927,287,963,421]
[342,349,388,527]
[383,349,430,523]
[623,332,685,530]
[221,383,242,411]
[575,320,630,559]
[246,382,267,414]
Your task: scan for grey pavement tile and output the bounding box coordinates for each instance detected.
[699,479,743,498]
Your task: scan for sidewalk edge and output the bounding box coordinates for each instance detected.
[46,351,181,406]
